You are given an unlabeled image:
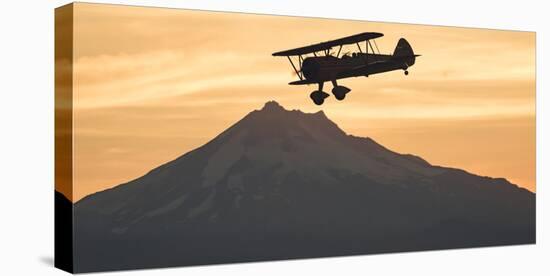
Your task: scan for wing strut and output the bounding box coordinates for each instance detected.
[367,40,378,55]
[287,56,303,81]
[372,39,381,54]
[356,42,363,53]
[337,45,343,57]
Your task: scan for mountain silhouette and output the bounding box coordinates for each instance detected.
[73,101,535,273]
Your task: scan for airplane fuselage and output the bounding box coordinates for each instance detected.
[301,53,410,83]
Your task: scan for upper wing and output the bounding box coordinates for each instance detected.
[272,32,384,56]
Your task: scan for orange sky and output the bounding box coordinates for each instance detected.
[67,3,535,202]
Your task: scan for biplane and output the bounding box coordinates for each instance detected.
[272,32,420,105]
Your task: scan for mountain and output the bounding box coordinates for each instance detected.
[73,101,535,273]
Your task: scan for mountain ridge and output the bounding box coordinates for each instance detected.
[77,100,449,203]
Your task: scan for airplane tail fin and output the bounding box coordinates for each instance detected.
[393,38,416,67]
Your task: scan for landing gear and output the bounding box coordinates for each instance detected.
[331,80,351,101]
[403,62,410,76]
[308,81,351,105]
[332,86,351,101]
[310,91,329,105]
[310,82,329,105]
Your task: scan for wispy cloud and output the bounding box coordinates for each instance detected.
[69,3,536,201]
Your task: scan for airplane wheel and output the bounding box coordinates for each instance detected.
[313,97,324,105]
[334,92,346,101]
[332,86,351,101]
[310,91,328,105]
[404,70,409,75]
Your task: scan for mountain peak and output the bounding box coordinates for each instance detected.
[259,100,326,118]
[313,109,327,118]
[261,101,286,112]
[246,101,344,139]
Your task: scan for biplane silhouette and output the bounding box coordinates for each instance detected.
[273,32,420,105]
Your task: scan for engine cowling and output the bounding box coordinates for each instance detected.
[301,58,320,80]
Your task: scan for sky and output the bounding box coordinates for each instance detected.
[62,3,535,202]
